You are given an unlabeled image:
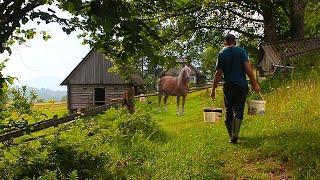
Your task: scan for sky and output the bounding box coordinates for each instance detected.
[0,5,91,91]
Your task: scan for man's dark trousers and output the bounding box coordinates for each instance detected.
[223,82,249,141]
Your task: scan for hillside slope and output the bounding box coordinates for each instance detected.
[142,76,320,179]
[1,68,320,179]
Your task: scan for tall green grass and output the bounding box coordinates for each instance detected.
[135,51,320,179]
[1,51,320,179]
[137,75,320,179]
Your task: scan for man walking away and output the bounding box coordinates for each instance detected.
[210,34,260,144]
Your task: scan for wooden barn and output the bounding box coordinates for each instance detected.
[164,62,206,86]
[61,50,144,113]
[258,37,320,76]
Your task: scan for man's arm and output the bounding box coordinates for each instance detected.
[210,69,223,99]
[243,61,260,92]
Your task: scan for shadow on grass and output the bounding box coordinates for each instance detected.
[239,129,320,178]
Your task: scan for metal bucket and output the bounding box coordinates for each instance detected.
[247,100,266,115]
[203,108,223,122]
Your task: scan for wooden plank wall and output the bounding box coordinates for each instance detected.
[69,85,93,110]
[69,84,128,111]
[105,85,128,105]
[261,45,282,72]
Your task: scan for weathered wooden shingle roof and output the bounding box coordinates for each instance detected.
[130,74,145,86]
[61,50,125,85]
[262,37,320,60]
[259,37,320,75]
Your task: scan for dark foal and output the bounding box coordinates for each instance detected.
[122,86,135,113]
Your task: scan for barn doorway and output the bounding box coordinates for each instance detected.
[94,88,105,106]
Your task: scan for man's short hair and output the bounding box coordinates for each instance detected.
[225,34,236,42]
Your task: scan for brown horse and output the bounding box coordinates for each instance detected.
[157,65,192,114]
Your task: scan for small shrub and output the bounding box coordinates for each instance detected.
[47,139,111,179]
[114,110,167,145]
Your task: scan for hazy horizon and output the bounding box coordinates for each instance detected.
[0,4,91,91]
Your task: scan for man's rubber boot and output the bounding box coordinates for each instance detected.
[224,120,232,141]
[230,117,242,144]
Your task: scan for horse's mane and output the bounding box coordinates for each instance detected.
[177,65,191,87]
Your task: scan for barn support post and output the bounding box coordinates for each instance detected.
[284,57,288,77]
[67,85,72,114]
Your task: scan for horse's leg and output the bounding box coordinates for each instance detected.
[158,93,162,111]
[176,96,180,115]
[164,95,169,112]
[158,94,162,107]
[182,95,186,114]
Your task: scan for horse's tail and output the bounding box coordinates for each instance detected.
[156,78,160,92]
[157,77,166,94]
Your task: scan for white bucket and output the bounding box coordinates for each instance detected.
[247,100,266,115]
[203,108,223,122]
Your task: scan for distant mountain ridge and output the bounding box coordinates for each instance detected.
[26,86,67,101]
[18,76,66,91]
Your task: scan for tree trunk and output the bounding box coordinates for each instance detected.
[289,0,305,39]
[261,3,277,42]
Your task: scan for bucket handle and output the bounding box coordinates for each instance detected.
[259,92,265,101]
[250,91,265,101]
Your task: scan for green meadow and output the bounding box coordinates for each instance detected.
[1,72,320,179]
[1,53,320,179]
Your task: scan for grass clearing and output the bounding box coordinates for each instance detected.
[33,101,68,118]
[135,76,320,179]
[2,56,320,178]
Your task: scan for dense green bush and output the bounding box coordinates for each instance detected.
[0,108,167,179]
[116,112,167,143]
[47,139,112,179]
[0,85,48,133]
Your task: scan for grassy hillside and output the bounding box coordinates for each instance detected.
[2,77,319,179]
[1,53,320,179]
[145,78,320,179]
